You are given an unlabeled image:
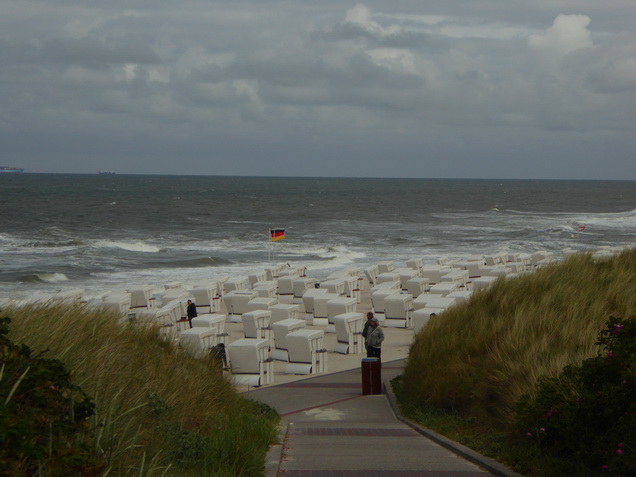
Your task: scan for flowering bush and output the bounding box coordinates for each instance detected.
[515,316,636,475]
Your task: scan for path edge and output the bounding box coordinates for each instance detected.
[383,380,524,477]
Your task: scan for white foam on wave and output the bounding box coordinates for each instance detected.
[93,240,161,253]
[572,210,636,230]
[37,273,70,283]
[0,233,26,247]
[284,244,364,259]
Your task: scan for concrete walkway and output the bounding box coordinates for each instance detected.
[246,359,522,477]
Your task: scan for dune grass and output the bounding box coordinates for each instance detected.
[399,248,636,472]
[2,303,279,476]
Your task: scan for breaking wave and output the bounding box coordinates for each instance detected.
[20,273,70,283]
[92,240,161,253]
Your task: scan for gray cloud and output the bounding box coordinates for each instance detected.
[1,1,635,178]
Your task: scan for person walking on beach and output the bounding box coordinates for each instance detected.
[186,299,197,328]
[365,317,384,361]
[362,311,374,355]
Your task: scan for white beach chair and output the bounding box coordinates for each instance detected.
[413,295,457,311]
[271,318,305,361]
[246,297,278,313]
[472,276,499,291]
[248,270,268,287]
[128,286,154,309]
[320,277,347,296]
[191,284,218,314]
[430,282,459,297]
[412,308,445,333]
[312,293,340,326]
[252,281,277,298]
[179,327,219,358]
[227,338,272,387]
[265,264,287,280]
[446,290,473,306]
[223,276,249,293]
[376,272,400,286]
[441,269,469,287]
[370,287,400,315]
[364,265,379,286]
[223,290,258,320]
[277,276,295,296]
[191,313,228,345]
[395,268,421,290]
[384,293,414,328]
[301,288,327,317]
[333,312,364,354]
[377,261,395,274]
[420,265,452,284]
[326,296,358,332]
[406,258,423,272]
[292,277,316,298]
[406,277,430,297]
[103,293,132,318]
[270,303,303,324]
[241,310,272,341]
[285,329,327,375]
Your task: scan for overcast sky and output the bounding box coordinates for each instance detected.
[2,1,636,179]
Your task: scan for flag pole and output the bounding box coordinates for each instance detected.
[577,225,586,249]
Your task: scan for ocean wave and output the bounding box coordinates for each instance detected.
[151,257,233,268]
[291,244,366,260]
[19,272,70,283]
[28,240,87,248]
[92,240,161,253]
[505,209,636,218]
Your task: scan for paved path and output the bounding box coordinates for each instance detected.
[246,359,521,477]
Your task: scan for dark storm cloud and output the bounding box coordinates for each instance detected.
[1,1,635,178]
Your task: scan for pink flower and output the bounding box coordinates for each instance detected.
[607,352,614,358]
[616,449,623,456]
[526,432,532,437]
[539,428,546,432]
[601,465,609,472]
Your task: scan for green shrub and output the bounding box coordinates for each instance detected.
[515,316,636,475]
[0,317,101,475]
[403,250,636,426]
[4,303,280,476]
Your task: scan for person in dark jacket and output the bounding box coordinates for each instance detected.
[362,311,374,355]
[186,299,197,328]
[365,317,384,360]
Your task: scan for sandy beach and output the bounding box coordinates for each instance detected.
[218,276,416,393]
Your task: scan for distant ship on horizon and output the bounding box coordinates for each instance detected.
[0,166,25,173]
[98,170,116,175]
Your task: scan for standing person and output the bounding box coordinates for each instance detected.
[186,299,197,328]
[365,317,384,361]
[362,311,374,355]
[362,311,373,358]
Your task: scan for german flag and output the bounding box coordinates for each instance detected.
[270,228,286,242]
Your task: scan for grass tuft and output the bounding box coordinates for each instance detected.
[400,248,636,473]
[3,302,278,476]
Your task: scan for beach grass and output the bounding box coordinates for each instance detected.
[399,248,636,473]
[2,302,279,476]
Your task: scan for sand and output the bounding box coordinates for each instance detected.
[217,278,415,392]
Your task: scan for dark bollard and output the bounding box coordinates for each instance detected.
[361,357,382,395]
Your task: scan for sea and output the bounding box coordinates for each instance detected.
[1,174,635,302]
